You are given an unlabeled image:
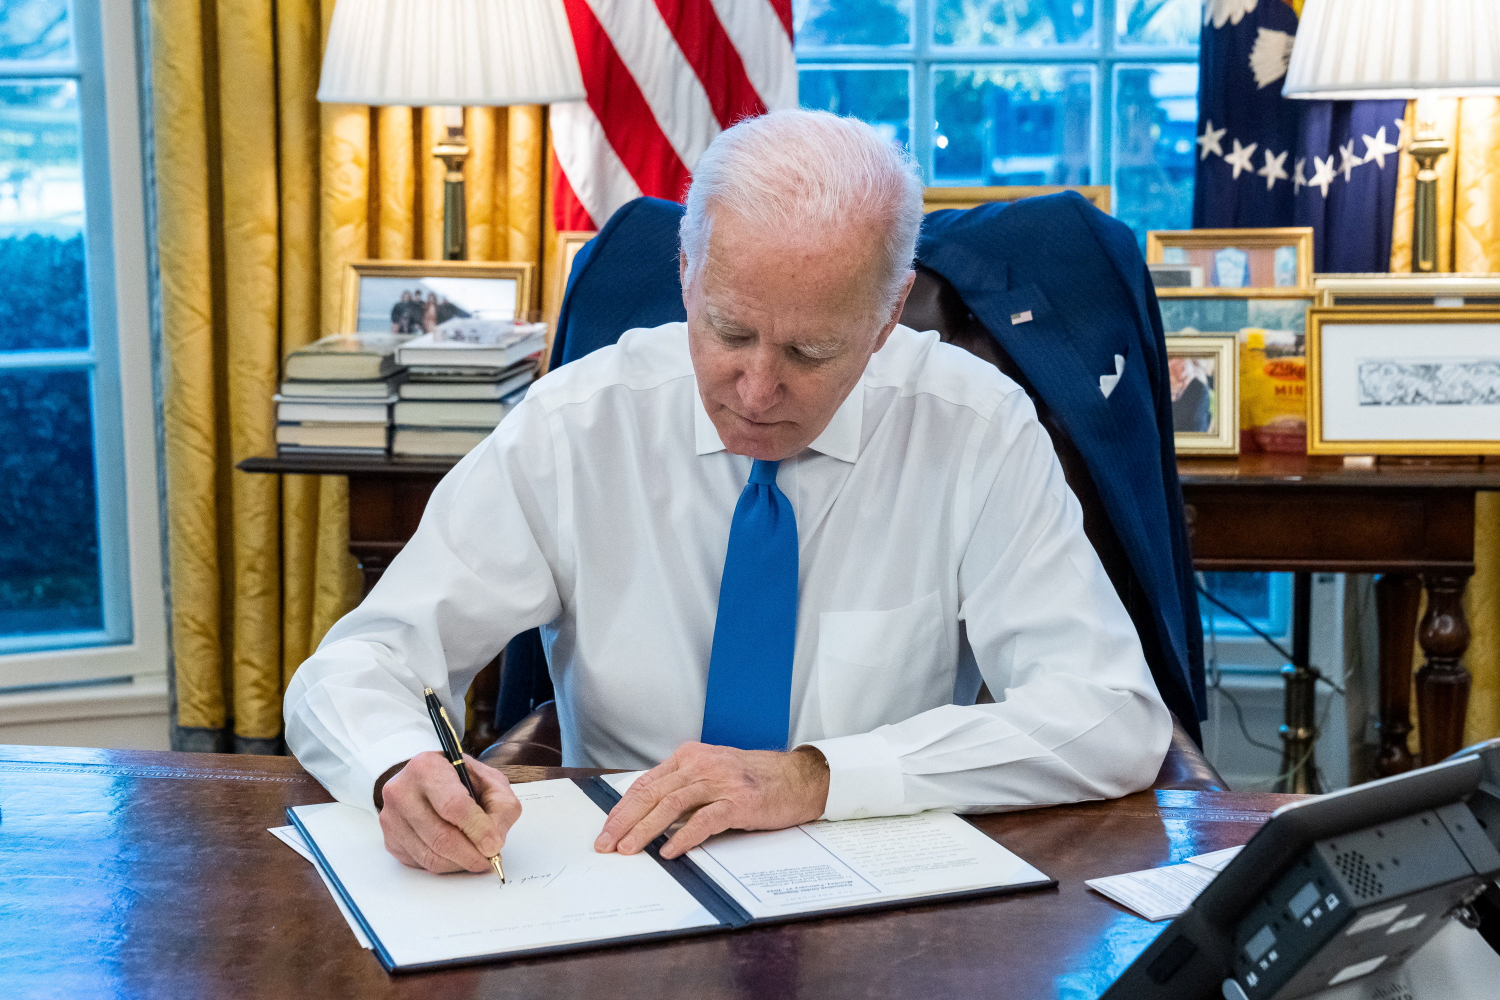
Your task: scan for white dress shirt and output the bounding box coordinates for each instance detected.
[285,322,1171,820]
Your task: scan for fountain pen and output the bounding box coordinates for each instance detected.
[423,686,506,884]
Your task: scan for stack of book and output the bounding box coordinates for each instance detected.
[274,333,408,456]
[391,319,546,457]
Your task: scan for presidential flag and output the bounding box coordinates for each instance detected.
[551,0,798,232]
[1193,0,1406,271]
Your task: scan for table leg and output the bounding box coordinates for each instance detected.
[1375,574,1421,776]
[1416,571,1473,765]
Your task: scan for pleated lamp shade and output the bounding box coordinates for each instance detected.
[316,0,585,106]
[1284,0,1500,99]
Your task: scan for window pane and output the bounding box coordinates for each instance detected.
[0,79,86,351]
[799,67,911,150]
[1112,63,1197,249]
[1116,0,1201,47]
[0,368,103,640]
[1200,572,1292,640]
[933,0,1096,48]
[793,0,911,47]
[933,65,1093,186]
[0,0,74,61]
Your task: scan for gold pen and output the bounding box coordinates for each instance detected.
[424,686,506,884]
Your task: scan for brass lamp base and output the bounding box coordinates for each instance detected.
[1409,117,1449,274]
[434,110,469,261]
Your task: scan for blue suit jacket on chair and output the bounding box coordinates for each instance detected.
[504,193,1206,741]
[917,192,1206,734]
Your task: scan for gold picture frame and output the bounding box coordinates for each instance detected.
[1307,307,1500,456]
[540,231,597,375]
[923,185,1111,214]
[1166,335,1239,456]
[338,259,536,334]
[1146,227,1314,291]
[1314,272,1500,308]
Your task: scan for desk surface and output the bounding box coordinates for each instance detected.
[0,745,1299,999]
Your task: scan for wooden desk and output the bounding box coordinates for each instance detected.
[1180,453,1500,774]
[0,744,1294,999]
[241,451,1500,774]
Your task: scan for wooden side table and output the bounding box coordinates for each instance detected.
[1179,453,1497,776]
[242,452,1499,777]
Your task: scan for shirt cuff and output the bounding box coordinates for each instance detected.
[349,729,446,814]
[802,731,907,821]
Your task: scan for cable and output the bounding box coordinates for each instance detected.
[1196,580,1346,695]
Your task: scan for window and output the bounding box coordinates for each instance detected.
[794,0,1201,246]
[0,0,164,686]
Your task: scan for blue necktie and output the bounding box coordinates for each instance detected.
[701,459,798,750]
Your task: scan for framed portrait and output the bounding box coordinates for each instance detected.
[338,260,536,335]
[1307,307,1500,456]
[923,185,1111,214]
[1314,273,1500,308]
[1146,228,1314,290]
[1166,335,1238,456]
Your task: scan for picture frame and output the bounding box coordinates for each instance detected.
[540,231,597,374]
[1314,272,1500,308]
[338,259,536,335]
[923,185,1111,214]
[1154,287,1316,339]
[1146,227,1314,290]
[1307,307,1500,456]
[1166,335,1239,456]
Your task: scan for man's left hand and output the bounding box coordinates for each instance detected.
[594,743,831,859]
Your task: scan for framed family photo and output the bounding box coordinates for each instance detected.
[1165,335,1238,456]
[1307,308,1500,456]
[338,260,536,334]
[1147,228,1314,291]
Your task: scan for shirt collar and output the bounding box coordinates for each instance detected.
[693,378,864,464]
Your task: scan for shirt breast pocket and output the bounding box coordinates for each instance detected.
[816,591,950,738]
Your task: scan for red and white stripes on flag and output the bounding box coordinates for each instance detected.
[552,0,797,232]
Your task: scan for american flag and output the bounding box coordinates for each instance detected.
[551,0,798,231]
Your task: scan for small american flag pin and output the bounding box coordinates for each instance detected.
[1010,310,1033,325]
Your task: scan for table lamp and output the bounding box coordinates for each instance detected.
[1282,0,1500,273]
[317,0,585,260]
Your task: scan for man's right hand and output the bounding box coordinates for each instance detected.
[376,751,522,873]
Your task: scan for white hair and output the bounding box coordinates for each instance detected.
[680,109,924,313]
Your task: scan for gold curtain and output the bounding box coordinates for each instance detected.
[148,0,548,751]
[1389,97,1500,749]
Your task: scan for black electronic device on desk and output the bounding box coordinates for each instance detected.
[1105,740,1500,999]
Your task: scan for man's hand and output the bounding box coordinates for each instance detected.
[594,743,830,859]
[377,751,522,873]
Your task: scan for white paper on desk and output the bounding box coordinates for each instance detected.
[688,811,1050,920]
[1086,862,1219,921]
[291,778,720,968]
[268,826,373,949]
[1187,845,1244,872]
[600,770,646,796]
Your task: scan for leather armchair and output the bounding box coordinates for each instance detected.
[477,700,1223,791]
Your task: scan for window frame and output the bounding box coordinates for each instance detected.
[0,0,166,687]
[793,0,1199,201]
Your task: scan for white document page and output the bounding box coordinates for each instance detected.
[1187,845,1244,872]
[268,825,373,949]
[291,778,720,967]
[687,811,1049,920]
[1086,862,1219,921]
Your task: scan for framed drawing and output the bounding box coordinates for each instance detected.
[1166,335,1238,456]
[923,185,1111,214]
[1307,307,1500,456]
[338,260,536,334]
[1314,273,1500,308]
[1146,228,1314,290]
